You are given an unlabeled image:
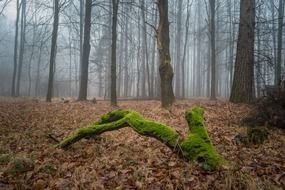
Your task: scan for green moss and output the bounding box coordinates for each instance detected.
[39,162,56,174]
[182,107,226,169]
[5,157,34,174]
[126,112,180,148]
[180,134,225,169]
[247,127,268,144]
[58,107,226,169]
[0,154,11,164]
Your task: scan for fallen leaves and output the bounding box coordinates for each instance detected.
[0,98,284,189]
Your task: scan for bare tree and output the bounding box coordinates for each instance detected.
[111,0,119,106]
[11,0,20,96]
[175,0,182,98]
[157,0,175,107]
[0,0,11,16]
[46,0,60,102]
[78,0,92,101]
[209,0,216,100]
[181,0,191,98]
[275,0,284,86]
[15,0,27,96]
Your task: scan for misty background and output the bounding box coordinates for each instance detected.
[0,0,283,99]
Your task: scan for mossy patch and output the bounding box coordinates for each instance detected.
[58,107,227,169]
[181,107,226,169]
[39,162,56,174]
[0,154,12,164]
[5,157,34,174]
[247,127,268,144]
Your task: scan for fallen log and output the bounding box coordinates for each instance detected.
[57,107,226,169]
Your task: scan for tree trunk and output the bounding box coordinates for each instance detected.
[78,0,92,101]
[157,0,175,107]
[15,0,26,96]
[79,0,84,87]
[196,1,202,97]
[46,0,59,102]
[35,42,43,97]
[140,0,150,98]
[270,0,277,85]
[175,0,182,98]
[209,0,216,100]
[123,9,129,97]
[111,0,119,106]
[150,5,157,98]
[136,12,141,99]
[230,0,255,103]
[275,0,284,86]
[181,1,191,99]
[11,0,20,97]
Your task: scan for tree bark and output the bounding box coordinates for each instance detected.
[209,0,216,100]
[140,0,150,98]
[181,1,191,99]
[15,0,26,96]
[35,42,43,97]
[275,0,284,86]
[78,0,92,101]
[111,0,119,106]
[175,0,182,98]
[46,0,59,102]
[11,0,20,97]
[123,8,129,97]
[157,0,175,107]
[230,0,255,103]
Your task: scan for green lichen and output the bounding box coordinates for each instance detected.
[58,107,226,169]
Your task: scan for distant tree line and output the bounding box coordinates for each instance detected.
[0,0,284,107]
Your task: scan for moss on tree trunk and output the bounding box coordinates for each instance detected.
[57,107,226,169]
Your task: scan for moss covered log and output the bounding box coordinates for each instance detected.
[57,107,226,169]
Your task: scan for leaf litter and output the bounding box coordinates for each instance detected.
[0,97,284,189]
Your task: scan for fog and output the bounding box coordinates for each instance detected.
[0,0,283,100]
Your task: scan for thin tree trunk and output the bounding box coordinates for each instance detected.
[196,1,202,97]
[150,5,157,98]
[270,0,277,85]
[11,0,20,97]
[35,42,43,97]
[111,0,119,106]
[175,0,182,98]
[46,0,59,102]
[276,0,284,86]
[123,11,129,97]
[209,0,216,100]
[15,0,26,96]
[69,29,72,97]
[117,31,123,97]
[140,0,150,98]
[79,0,84,86]
[181,0,191,99]
[136,12,141,99]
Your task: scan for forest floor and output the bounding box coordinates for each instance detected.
[0,97,284,190]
